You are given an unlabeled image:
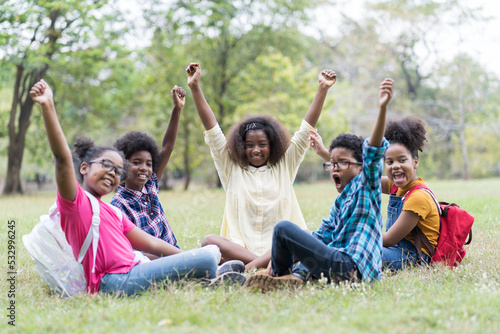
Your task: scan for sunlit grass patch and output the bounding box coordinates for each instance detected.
[1,179,499,333]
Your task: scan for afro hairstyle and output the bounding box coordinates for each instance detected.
[384,116,427,158]
[226,115,291,166]
[329,133,365,163]
[113,131,161,172]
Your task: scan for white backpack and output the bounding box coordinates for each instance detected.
[22,191,116,297]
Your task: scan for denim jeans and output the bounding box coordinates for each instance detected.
[99,248,217,296]
[271,221,361,282]
[382,194,430,270]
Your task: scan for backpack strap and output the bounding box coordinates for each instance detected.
[110,205,123,221]
[400,184,440,261]
[80,191,101,274]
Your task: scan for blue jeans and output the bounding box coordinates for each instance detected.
[99,249,217,296]
[383,194,430,270]
[271,221,361,282]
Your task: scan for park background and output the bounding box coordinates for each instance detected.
[1,0,499,333]
[1,0,500,194]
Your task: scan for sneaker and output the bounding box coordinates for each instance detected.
[207,272,247,287]
[216,260,245,276]
[246,273,304,292]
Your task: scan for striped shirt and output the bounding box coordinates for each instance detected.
[312,138,389,281]
[111,173,179,248]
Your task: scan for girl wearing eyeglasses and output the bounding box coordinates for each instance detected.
[30,79,217,296]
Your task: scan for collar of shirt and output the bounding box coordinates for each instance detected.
[244,165,269,173]
[116,185,149,202]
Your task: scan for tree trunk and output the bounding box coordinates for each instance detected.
[457,72,469,180]
[182,116,191,190]
[213,40,229,189]
[4,65,45,194]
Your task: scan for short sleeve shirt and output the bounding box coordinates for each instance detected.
[58,184,139,293]
[389,178,440,256]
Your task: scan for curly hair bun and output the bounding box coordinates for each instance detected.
[74,136,95,161]
[385,116,426,155]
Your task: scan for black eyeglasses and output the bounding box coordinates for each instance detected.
[323,161,362,171]
[89,159,127,180]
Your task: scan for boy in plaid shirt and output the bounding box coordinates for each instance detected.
[111,86,186,251]
[247,78,394,290]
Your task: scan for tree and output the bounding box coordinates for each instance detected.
[1,0,128,194]
[142,0,320,187]
[418,54,499,179]
[368,0,484,100]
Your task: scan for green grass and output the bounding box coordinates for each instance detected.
[1,179,499,333]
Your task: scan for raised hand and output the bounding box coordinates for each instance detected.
[308,129,330,161]
[379,78,394,108]
[186,63,202,87]
[318,69,337,88]
[30,79,53,105]
[171,85,187,109]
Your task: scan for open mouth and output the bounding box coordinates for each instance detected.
[137,173,149,181]
[332,174,342,191]
[392,172,405,183]
[102,178,114,187]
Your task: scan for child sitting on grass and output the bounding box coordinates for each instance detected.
[110,86,185,250]
[110,85,245,278]
[186,62,337,271]
[30,79,217,296]
[246,78,394,291]
[380,116,440,270]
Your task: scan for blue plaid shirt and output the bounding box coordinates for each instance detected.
[312,138,389,281]
[111,173,179,248]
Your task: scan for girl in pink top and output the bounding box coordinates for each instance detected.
[30,79,217,295]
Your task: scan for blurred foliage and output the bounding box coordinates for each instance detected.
[1,0,499,191]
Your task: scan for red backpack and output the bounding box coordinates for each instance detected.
[391,184,474,267]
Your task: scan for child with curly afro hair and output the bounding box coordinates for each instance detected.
[187,62,337,270]
[111,86,186,251]
[380,116,440,270]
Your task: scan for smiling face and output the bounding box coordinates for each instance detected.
[329,147,363,193]
[245,129,271,167]
[124,150,153,191]
[80,150,124,197]
[384,143,419,188]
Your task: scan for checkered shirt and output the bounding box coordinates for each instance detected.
[312,138,389,281]
[111,173,179,248]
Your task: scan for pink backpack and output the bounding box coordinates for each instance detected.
[392,184,474,267]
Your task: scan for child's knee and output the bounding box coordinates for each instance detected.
[274,220,294,235]
[201,234,220,247]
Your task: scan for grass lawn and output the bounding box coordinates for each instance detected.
[1,178,499,333]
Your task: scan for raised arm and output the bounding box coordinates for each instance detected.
[30,80,77,201]
[303,69,337,128]
[156,85,186,179]
[369,78,394,147]
[186,63,217,130]
[308,129,330,161]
